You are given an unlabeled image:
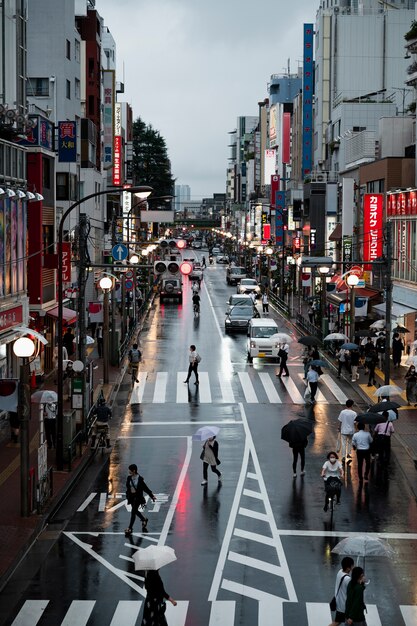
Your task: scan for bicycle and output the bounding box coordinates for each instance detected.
[90,423,110,455]
[193,302,200,318]
[324,478,341,525]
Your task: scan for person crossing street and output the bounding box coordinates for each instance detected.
[184,344,201,385]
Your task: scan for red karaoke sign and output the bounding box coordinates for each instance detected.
[363,194,383,270]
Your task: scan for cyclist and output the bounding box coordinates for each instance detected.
[192,281,200,294]
[128,343,142,384]
[91,397,112,448]
[321,451,343,511]
[192,292,200,316]
[209,255,213,265]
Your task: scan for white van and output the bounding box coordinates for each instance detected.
[247,318,280,362]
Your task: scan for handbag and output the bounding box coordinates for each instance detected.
[278,349,287,359]
[330,574,348,612]
[304,386,311,400]
[199,449,205,461]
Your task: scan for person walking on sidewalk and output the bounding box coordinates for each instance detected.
[336,348,351,379]
[373,411,394,465]
[184,344,201,385]
[308,305,315,324]
[338,400,357,464]
[276,342,290,377]
[261,292,269,314]
[350,349,360,382]
[306,365,319,403]
[392,332,404,368]
[96,323,103,358]
[125,464,156,534]
[352,423,373,482]
[405,364,417,406]
[63,327,75,358]
[328,557,354,626]
[200,436,222,485]
[365,347,378,387]
[44,402,57,449]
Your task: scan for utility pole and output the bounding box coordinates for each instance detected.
[383,221,393,385]
[77,213,89,364]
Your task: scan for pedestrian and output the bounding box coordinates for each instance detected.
[261,292,269,314]
[352,422,373,483]
[90,397,112,448]
[276,342,289,377]
[392,332,404,368]
[308,304,315,324]
[338,400,357,464]
[306,365,319,403]
[141,569,177,626]
[200,436,222,485]
[405,364,417,406]
[128,342,142,383]
[125,463,156,534]
[44,402,57,449]
[250,291,257,305]
[376,333,385,370]
[365,347,378,387]
[350,349,360,382]
[290,436,308,478]
[96,323,103,358]
[344,566,368,626]
[302,346,313,379]
[373,411,394,465]
[328,557,355,626]
[8,410,19,443]
[63,327,75,358]
[183,344,201,385]
[362,337,373,372]
[336,348,351,379]
[321,451,343,510]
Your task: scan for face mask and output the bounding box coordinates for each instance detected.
[329,458,337,464]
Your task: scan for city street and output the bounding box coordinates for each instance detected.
[1,259,417,626]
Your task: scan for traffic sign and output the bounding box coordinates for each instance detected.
[125,279,134,291]
[112,244,128,261]
[356,279,365,287]
[125,270,134,279]
[350,265,363,277]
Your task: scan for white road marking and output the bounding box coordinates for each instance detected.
[153,372,167,403]
[233,528,277,547]
[401,606,417,626]
[61,600,95,625]
[221,582,285,624]
[321,374,349,404]
[209,601,236,625]
[306,602,332,624]
[98,492,107,512]
[365,604,382,626]
[11,600,49,626]
[298,374,327,402]
[125,420,243,426]
[199,371,212,403]
[259,372,282,403]
[237,372,258,403]
[130,372,147,404]
[279,375,305,404]
[176,372,189,403]
[219,373,235,403]
[77,493,96,512]
[228,551,284,576]
[165,601,189,626]
[238,507,269,522]
[109,601,142,626]
[243,488,263,500]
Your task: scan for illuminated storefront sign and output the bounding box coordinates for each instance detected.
[363,193,383,270]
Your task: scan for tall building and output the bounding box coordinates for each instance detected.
[174,184,191,213]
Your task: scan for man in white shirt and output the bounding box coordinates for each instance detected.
[337,399,357,464]
[306,366,319,402]
[184,344,200,385]
[328,557,354,626]
[352,422,373,482]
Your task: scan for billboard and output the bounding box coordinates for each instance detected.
[275,190,285,245]
[282,112,291,164]
[302,24,314,179]
[103,70,115,167]
[363,193,383,270]
[264,149,276,185]
[57,121,76,162]
[113,135,122,186]
[269,105,278,147]
[140,210,174,223]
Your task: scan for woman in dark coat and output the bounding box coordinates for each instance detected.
[392,332,404,368]
[405,365,417,405]
[141,570,177,626]
[125,464,156,534]
[345,566,367,626]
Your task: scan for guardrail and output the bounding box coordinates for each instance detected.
[269,292,290,318]
[296,313,323,340]
[118,287,154,365]
[37,466,53,514]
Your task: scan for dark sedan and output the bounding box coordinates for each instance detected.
[225,305,259,334]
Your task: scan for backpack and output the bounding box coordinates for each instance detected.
[129,348,142,364]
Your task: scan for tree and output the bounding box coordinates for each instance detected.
[131,117,175,198]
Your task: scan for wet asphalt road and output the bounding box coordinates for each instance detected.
[1,256,417,626]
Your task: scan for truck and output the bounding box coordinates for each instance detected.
[155,256,183,304]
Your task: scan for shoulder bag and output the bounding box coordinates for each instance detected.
[330,574,348,611]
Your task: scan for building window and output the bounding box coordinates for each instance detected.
[75,78,80,99]
[75,39,80,63]
[66,39,71,60]
[27,77,49,97]
[66,79,71,99]
[56,173,77,201]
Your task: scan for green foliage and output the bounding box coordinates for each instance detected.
[404,20,417,41]
[132,117,175,197]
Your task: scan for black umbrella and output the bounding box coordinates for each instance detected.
[371,401,401,412]
[393,326,410,334]
[281,419,313,445]
[355,413,386,425]
[298,336,321,347]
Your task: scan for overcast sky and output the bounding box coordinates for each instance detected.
[98,0,315,199]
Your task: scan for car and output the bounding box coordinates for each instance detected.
[216,254,229,264]
[226,266,247,285]
[247,318,280,362]
[225,305,258,333]
[227,294,253,309]
[237,278,261,295]
[189,262,204,282]
[211,247,221,255]
[192,240,202,249]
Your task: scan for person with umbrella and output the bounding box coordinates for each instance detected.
[281,418,312,477]
[200,436,221,486]
[141,569,177,626]
[349,348,360,382]
[365,346,378,387]
[328,556,354,626]
[125,464,156,535]
[392,332,404,368]
[352,423,373,482]
[276,341,290,378]
[405,364,417,406]
[344,566,368,626]
[321,451,343,510]
[373,411,394,465]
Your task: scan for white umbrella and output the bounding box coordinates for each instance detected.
[133,545,177,571]
[374,385,403,397]
[272,333,293,343]
[332,535,395,566]
[193,425,220,441]
[76,335,95,345]
[324,333,349,341]
[31,389,58,404]
[370,320,385,329]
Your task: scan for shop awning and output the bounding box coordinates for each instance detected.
[327,287,380,305]
[373,302,417,318]
[46,306,77,324]
[329,223,342,241]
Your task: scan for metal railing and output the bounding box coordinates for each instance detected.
[36,467,53,513]
[296,313,323,340]
[118,287,154,365]
[269,292,290,318]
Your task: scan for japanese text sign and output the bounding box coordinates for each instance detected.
[363,194,383,270]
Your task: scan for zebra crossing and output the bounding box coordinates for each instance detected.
[10,598,417,626]
[129,370,349,405]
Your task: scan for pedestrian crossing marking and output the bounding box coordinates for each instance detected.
[238,507,270,522]
[228,550,284,576]
[208,601,235,625]
[199,371,212,402]
[153,372,167,403]
[279,375,305,404]
[219,373,235,403]
[306,602,331,623]
[237,372,258,403]
[243,488,263,500]
[259,372,282,403]
[298,374,327,402]
[130,372,147,404]
[61,600,95,625]
[321,374,349,404]
[234,527,277,547]
[365,604,382,626]
[401,606,417,625]
[109,601,142,626]
[176,373,188,402]
[165,601,189,626]
[11,600,49,626]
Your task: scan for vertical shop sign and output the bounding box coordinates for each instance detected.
[302,24,314,179]
[363,194,383,270]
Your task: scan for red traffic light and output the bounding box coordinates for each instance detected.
[176,239,186,249]
[180,261,193,276]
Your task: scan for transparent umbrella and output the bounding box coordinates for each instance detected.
[31,390,58,404]
[332,535,395,566]
[193,425,220,441]
[272,333,293,344]
[133,545,177,571]
[374,385,402,397]
[324,333,349,341]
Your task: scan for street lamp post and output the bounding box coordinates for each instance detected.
[13,336,35,517]
[265,247,273,292]
[346,274,359,341]
[318,265,331,335]
[56,185,152,471]
[99,276,113,384]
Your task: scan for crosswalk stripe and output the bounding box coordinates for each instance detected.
[298,374,327,402]
[11,600,49,626]
[109,601,142,626]
[305,602,332,623]
[199,371,212,403]
[61,600,95,625]
[321,374,349,404]
[165,600,189,625]
[130,372,147,404]
[209,601,235,625]
[228,550,284,576]
[234,527,277,546]
[153,372,167,403]
[238,372,258,403]
[238,507,269,522]
[259,373,282,403]
[259,599,285,626]
[401,605,417,625]
[365,604,382,626]
[219,374,235,403]
[279,375,305,404]
[176,373,189,403]
[243,488,263,500]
